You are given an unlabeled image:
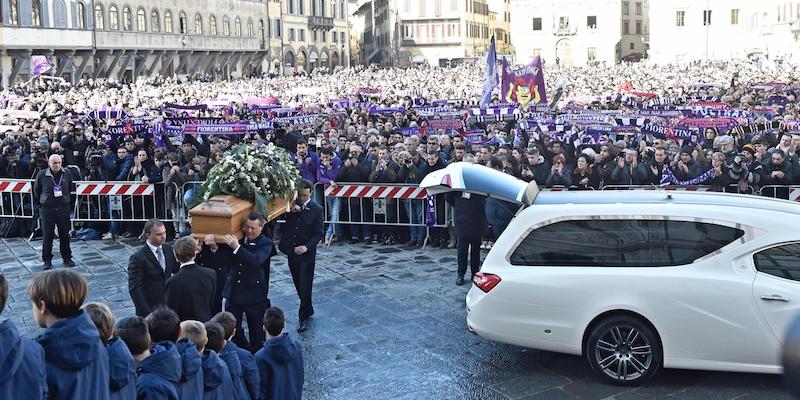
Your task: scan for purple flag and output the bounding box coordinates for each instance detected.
[31,55,53,76]
[501,56,547,107]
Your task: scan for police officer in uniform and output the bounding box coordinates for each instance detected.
[204,211,273,352]
[33,154,75,270]
[279,179,324,333]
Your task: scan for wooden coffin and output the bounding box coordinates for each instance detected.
[190,195,289,243]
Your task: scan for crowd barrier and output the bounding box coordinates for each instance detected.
[2,177,800,241]
[317,182,449,248]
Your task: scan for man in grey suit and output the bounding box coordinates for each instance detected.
[128,219,179,317]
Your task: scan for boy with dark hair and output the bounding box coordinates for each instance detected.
[210,311,259,400]
[29,269,110,400]
[0,272,47,399]
[114,316,180,400]
[255,307,304,400]
[83,302,136,400]
[198,322,235,400]
[146,306,203,400]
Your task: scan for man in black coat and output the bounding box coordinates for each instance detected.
[447,191,487,286]
[205,211,273,352]
[127,219,179,317]
[279,179,324,333]
[165,236,217,322]
[33,154,75,270]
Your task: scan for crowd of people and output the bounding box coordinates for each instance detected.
[0,59,799,259]
[0,268,304,399]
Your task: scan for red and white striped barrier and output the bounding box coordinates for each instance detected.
[324,184,428,199]
[76,182,155,196]
[0,180,32,193]
[789,188,800,202]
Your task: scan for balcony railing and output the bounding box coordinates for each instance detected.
[553,25,577,36]
[309,16,335,31]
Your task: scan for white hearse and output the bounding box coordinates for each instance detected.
[421,162,800,385]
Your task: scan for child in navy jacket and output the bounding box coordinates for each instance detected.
[255,307,304,400]
[83,302,136,400]
[114,316,180,400]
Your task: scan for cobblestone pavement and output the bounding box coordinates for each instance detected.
[0,237,792,400]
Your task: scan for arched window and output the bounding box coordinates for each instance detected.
[222,17,230,36]
[94,4,105,29]
[164,10,173,33]
[122,6,132,30]
[109,5,119,30]
[247,19,254,37]
[179,12,187,34]
[76,2,87,29]
[137,8,146,31]
[194,14,202,34]
[209,15,217,35]
[32,0,43,26]
[151,9,160,32]
[8,0,19,25]
[234,17,241,36]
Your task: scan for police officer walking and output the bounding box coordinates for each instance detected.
[33,154,75,270]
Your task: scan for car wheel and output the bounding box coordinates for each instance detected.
[586,315,661,385]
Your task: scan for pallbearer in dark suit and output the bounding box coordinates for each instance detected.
[446,191,487,286]
[165,236,217,322]
[205,212,273,353]
[128,219,179,317]
[279,179,325,333]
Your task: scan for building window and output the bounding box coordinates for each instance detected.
[8,0,19,25]
[635,2,641,15]
[312,30,317,41]
[418,0,425,17]
[635,20,641,34]
[321,30,326,42]
[588,47,596,61]
[32,0,43,26]
[341,31,345,43]
[629,42,634,50]
[532,17,542,31]
[300,28,305,41]
[235,17,241,36]
[559,16,569,30]
[179,12,187,34]
[312,0,317,16]
[340,0,345,19]
[94,4,104,29]
[703,9,712,25]
[333,30,338,42]
[676,10,685,27]
[76,2,87,29]
[248,20,253,37]
[623,20,629,34]
[109,5,119,30]
[210,15,217,35]
[435,0,442,16]
[151,10,160,32]
[289,27,295,41]
[622,1,629,15]
[223,18,230,36]
[164,10,173,33]
[122,7,132,30]
[532,48,541,57]
[731,8,739,25]
[288,0,294,14]
[194,14,202,34]
[587,15,596,29]
[137,8,146,31]
[299,0,304,15]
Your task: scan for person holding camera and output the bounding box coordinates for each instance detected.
[33,154,75,270]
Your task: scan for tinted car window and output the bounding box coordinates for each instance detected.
[510,219,744,267]
[754,243,800,282]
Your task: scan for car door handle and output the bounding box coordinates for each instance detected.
[760,295,790,303]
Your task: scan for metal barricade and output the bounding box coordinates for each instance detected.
[71,181,179,223]
[759,185,800,201]
[0,179,36,219]
[317,182,449,248]
[600,184,755,194]
[541,186,596,191]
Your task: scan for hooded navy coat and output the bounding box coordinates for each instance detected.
[136,343,180,400]
[0,319,47,400]
[217,341,249,400]
[237,345,260,400]
[255,333,304,400]
[175,339,204,400]
[106,337,136,400]
[36,311,110,400]
[201,349,234,400]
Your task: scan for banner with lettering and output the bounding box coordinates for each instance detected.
[501,57,547,107]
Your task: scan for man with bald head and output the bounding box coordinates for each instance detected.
[33,154,75,270]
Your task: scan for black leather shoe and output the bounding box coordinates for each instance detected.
[42,262,53,270]
[63,259,75,268]
[456,276,465,286]
[297,319,309,333]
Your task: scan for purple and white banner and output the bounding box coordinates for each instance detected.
[31,55,53,76]
[501,57,547,107]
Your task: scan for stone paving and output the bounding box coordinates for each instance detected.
[0,237,792,400]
